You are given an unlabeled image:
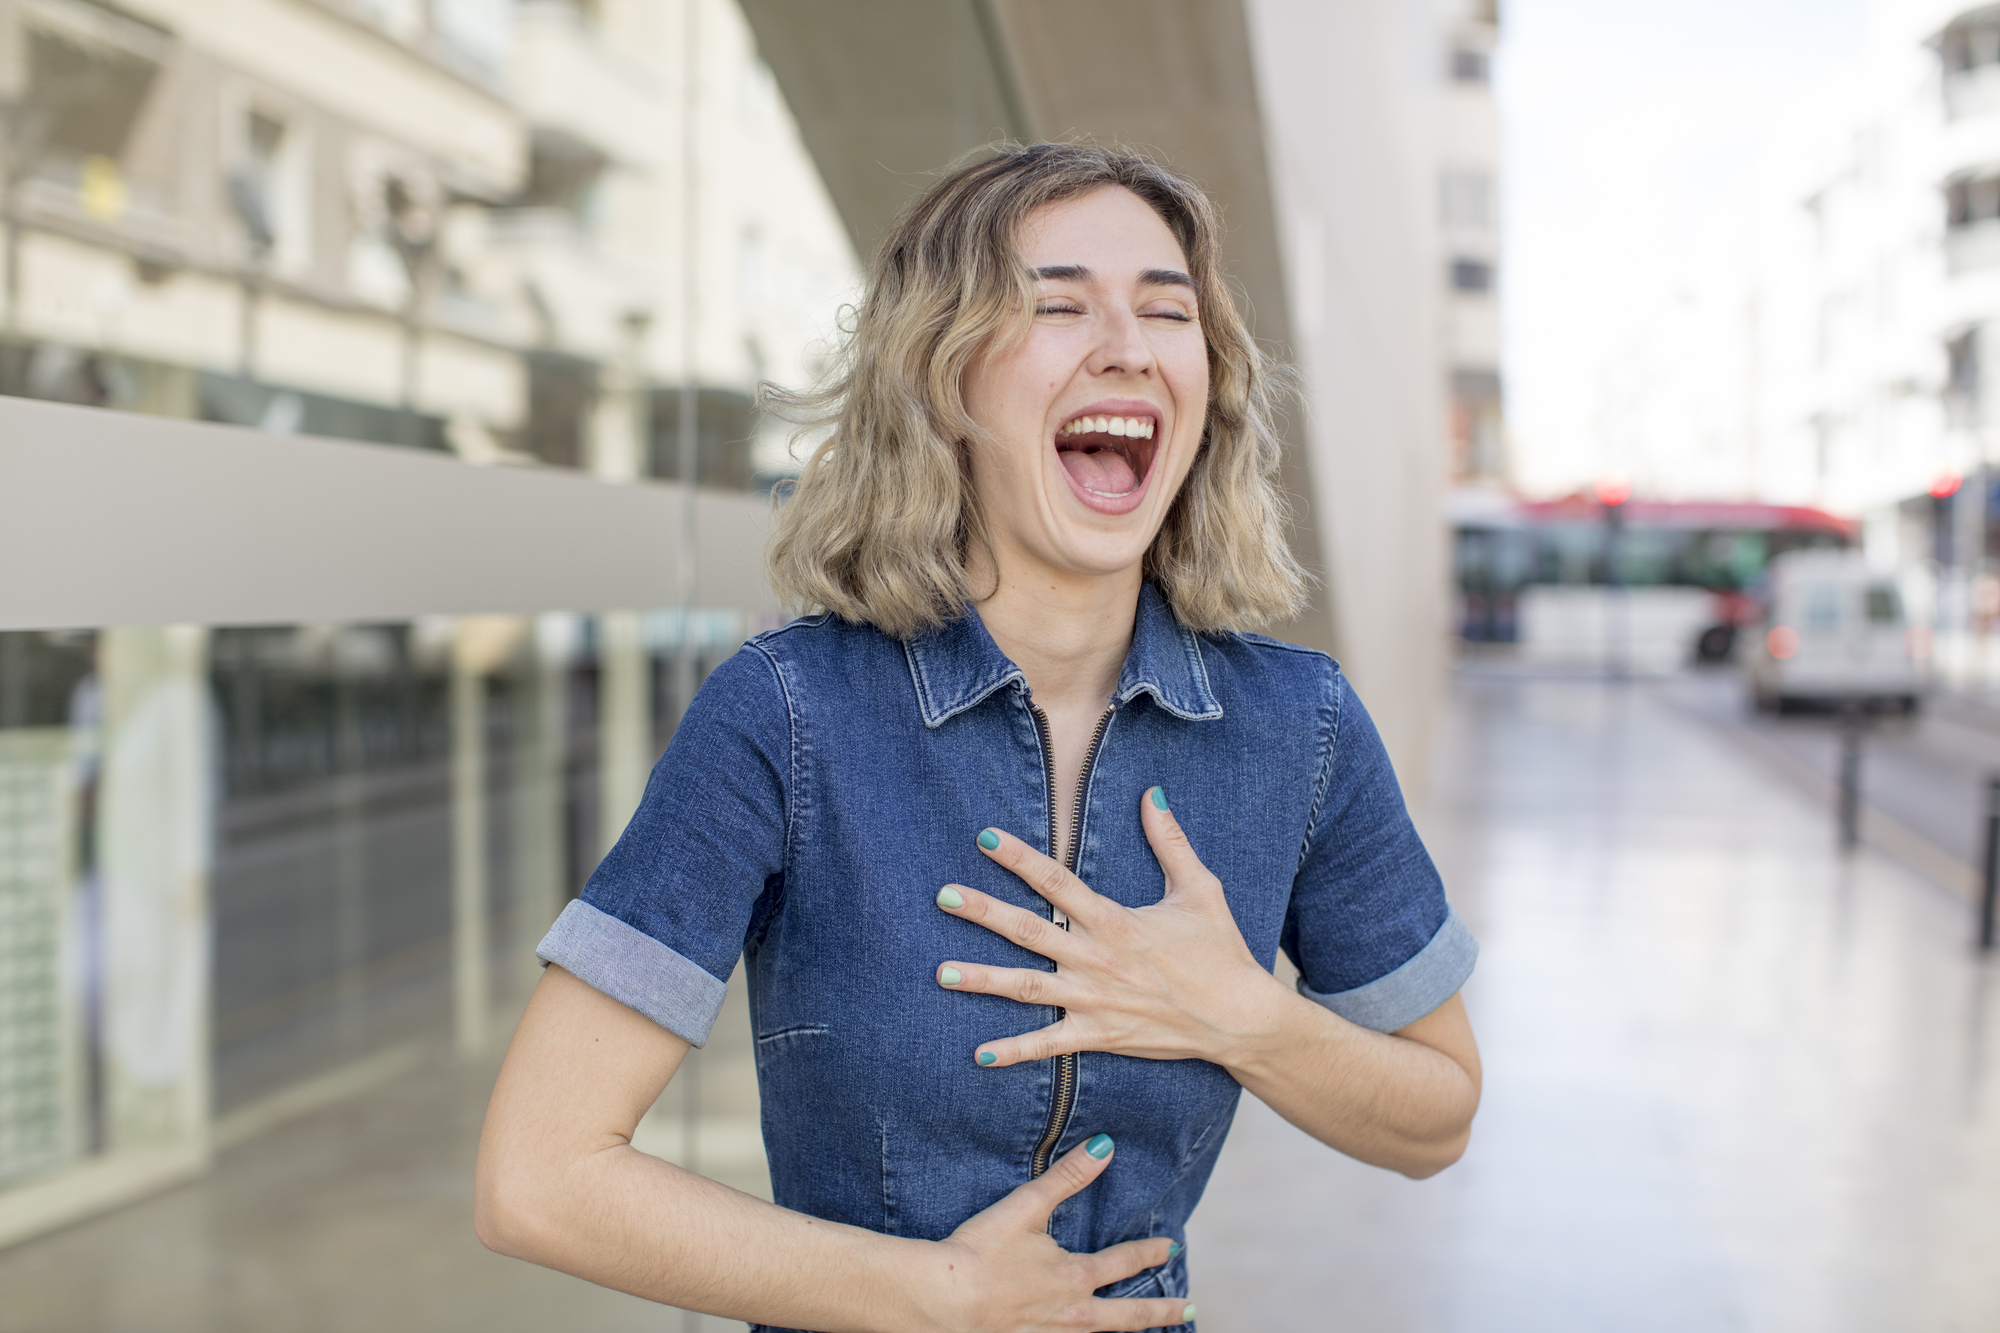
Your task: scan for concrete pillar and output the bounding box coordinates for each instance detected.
[510,616,569,993]
[95,625,211,1161]
[597,611,651,857]
[450,626,489,1058]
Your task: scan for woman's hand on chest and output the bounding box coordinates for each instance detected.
[934,787,1291,1069]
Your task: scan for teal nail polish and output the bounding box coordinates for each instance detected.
[1183,1304,1197,1322]
[1151,785,1170,811]
[1168,1241,1183,1260]
[977,1050,998,1066]
[939,967,962,986]
[936,886,964,909]
[977,829,1000,851]
[1084,1133,1113,1158]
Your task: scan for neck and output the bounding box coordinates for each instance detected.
[967,549,1141,715]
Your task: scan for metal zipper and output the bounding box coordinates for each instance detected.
[1027,701,1114,1179]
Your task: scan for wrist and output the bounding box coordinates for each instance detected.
[1203,965,1300,1072]
[855,1235,961,1333]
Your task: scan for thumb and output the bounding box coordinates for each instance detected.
[999,1134,1116,1230]
[1140,786,1218,901]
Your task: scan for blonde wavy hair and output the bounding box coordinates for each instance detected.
[766,141,1309,640]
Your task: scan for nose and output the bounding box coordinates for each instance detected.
[1086,304,1156,379]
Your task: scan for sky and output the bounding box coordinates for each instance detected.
[1497,0,1873,496]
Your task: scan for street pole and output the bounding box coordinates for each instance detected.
[1837,702,1863,853]
[1980,775,2000,950]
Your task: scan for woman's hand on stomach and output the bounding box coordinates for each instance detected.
[934,786,1291,1068]
[910,1135,1192,1333]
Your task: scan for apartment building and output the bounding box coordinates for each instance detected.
[1439,0,1505,488]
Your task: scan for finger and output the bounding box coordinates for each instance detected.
[975,826,1105,927]
[1087,1298,1200,1331]
[1082,1237,1181,1290]
[935,883,1085,965]
[996,1133,1115,1227]
[937,960,1078,1010]
[1138,786,1221,902]
[968,1014,1074,1069]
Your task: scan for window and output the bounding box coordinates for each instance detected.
[1450,48,1489,83]
[1947,174,2000,228]
[1805,585,1841,629]
[1451,258,1495,293]
[1441,171,1494,230]
[1865,586,1902,623]
[1940,14,2000,74]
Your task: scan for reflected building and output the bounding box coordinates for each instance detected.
[0,0,851,1244]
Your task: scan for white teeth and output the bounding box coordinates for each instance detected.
[1059,414,1155,437]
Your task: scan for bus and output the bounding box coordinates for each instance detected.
[1452,492,1856,666]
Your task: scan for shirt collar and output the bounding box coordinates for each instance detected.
[903,582,1224,729]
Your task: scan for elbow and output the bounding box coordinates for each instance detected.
[474,1159,549,1261]
[1395,1127,1471,1180]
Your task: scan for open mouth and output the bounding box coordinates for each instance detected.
[1054,411,1160,513]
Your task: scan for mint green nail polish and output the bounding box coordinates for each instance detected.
[936,886,964,909]
[1168,1241,1183,1260]
[1182,1304,1197,1322]
[1084,1132,1113,1158]
[939,967,962,986]
[977,1050,998,1066]
[1151,785,1170,811]
[977,829,1000,851]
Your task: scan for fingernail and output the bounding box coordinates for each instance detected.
[1151,785,1170,811]
[977,1050,998,1066]
[939,966,962,986]
[1183,1304,1197,1322]
[936,886,964,909]
[1168,1241,1183,1260]
[1084,1132,1113,1158]
[977,829,1001,851]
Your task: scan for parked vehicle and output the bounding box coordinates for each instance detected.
[1748,550,1922,713]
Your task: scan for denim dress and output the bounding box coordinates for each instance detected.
[538,583,1477,1332]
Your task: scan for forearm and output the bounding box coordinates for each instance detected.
[1222,981,1480,1178]
[479,1137,937,1331]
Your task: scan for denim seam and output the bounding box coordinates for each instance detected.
[1295,658,1341,875]
[746,640,800,941]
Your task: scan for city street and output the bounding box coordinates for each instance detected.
[3,666,1996,1331]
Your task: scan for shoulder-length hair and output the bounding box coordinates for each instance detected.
[765,140,1309,640]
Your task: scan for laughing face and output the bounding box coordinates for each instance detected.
[961,185,1210,589]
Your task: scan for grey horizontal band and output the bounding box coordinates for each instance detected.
[1298,907,1478,1033]
[536,900,728,1048]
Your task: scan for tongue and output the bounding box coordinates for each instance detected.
[1060,446,1138,496]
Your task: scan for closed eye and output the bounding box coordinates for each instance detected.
[1035,301,1085,316]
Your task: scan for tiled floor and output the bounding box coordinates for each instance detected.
[3,670,1996,1331]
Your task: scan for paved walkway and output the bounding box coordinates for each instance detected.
[4,670,1996,1331]
[1187,669,2000,1332]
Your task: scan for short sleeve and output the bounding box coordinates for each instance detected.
[536,643,790,1047]
[1281,668,1476,1033]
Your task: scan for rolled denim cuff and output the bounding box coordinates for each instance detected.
[537,899,728,1047]
[1298,907,1478,1033]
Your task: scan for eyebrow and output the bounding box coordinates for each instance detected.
[1031,264,1196,290]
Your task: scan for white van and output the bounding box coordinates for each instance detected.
[1749,550,1922,713]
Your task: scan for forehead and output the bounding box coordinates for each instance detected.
[1017,185,1190,277]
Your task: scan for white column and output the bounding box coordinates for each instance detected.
[450,625,489,1058]
[597,611,651,857]
[96,625,212,1161]
[511,616,569,993]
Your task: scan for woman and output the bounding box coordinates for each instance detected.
[476,142,1480,1333]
